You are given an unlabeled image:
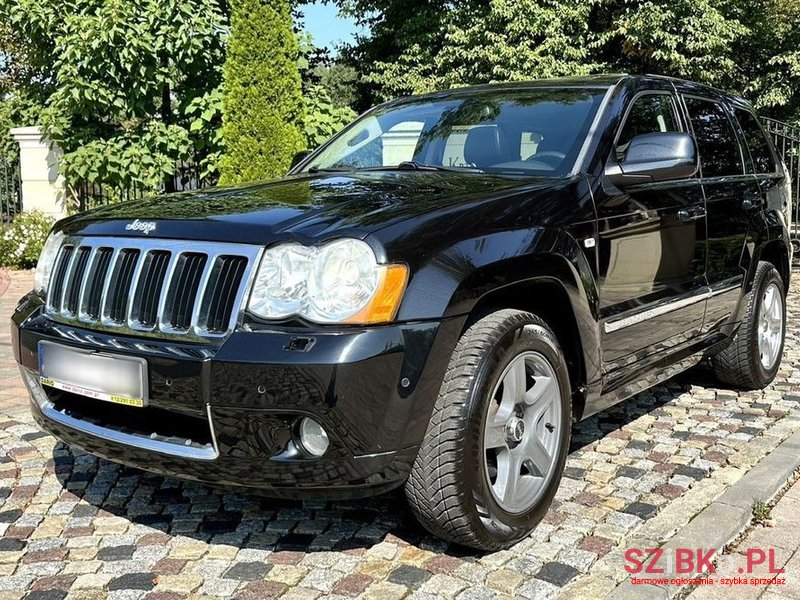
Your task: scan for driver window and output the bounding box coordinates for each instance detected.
[616,94,681,161]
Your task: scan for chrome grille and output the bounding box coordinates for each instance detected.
[45,237,262,339]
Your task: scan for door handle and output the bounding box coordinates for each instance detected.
[742,197,761,211]
[677,207,706,223]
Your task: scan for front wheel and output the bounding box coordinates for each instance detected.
[405,309,571,550]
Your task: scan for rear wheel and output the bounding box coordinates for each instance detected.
[405,309,571,550]
[712,261,786,389]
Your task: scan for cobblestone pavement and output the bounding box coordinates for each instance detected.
[1,268,800,600]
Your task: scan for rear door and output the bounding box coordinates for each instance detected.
[732,106,788,229]
[682,95,760,332]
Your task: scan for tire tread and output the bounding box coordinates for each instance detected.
[712,261,784,389]
[405,309,561,550]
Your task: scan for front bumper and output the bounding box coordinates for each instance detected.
[12,292,463,498]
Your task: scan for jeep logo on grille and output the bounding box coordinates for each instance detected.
[125,220,157,235]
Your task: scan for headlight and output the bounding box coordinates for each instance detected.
[248,244,314,319]
[247,239,408,324]
[33,231,65,294]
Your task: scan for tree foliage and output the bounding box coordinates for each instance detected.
[0,0,229,200]
[302,84,357,147]
[297,32,358,149]
[341,0,800,122]
[219,0,305,184]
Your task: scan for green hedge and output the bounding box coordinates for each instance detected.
[219,0,305,185]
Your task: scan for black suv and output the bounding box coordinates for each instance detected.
[11,74,791,550]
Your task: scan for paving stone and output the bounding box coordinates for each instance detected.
[387,564,431,588]
[23,592,67,600]
[518,578,560,600]
[222,561,272,581]
[485,569,524,594]
[152,574,203,594]
[266,564,308,586]
[361,581,409,600]
[96,545,136,561]
[235,580,287,600]
[107,572,157,591]
[558,548,598,573]
[535,561,581,587]
[455,587,496,600]
[621,502,659,519]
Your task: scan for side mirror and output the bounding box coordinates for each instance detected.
[605,132,698,188]
[290,150,312,171]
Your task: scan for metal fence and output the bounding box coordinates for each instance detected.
[0,159,21,223]
[74,161,216,211]
[763,117,800,249]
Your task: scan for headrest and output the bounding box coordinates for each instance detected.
[464,126,507,168]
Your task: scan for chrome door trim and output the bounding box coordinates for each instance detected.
[603,283,742,334]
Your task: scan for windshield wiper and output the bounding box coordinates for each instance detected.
[307,166,355,174]
[308,162,485,174]
[373,161,485,173]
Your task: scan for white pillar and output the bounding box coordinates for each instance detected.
[10,126,67,218]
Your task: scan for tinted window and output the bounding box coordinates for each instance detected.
[304,88,609,176]
[616,94,680,161]
[735,109,778,174]
[685,98,744,178]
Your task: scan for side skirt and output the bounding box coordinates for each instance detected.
[580,331,728,420]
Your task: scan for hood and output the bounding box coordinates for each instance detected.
[57,172,562,245]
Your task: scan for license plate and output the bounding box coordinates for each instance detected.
[38,341,148,408]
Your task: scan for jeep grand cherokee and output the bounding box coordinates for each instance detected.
[11,74,791,549]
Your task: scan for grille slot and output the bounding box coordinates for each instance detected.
[106,249,140,323]
[131,250,171,328]
[200,256,249,333]
[81,248,113,320]
[48,245,74,311]
[44,237,259,340]
[64,247,91,315]
[164,252,207,331]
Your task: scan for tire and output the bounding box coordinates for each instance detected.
[711,261,786,389]
[405,309,571,550]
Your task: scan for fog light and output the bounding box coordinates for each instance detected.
[298,417,330,457]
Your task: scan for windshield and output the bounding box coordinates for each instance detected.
[302,87,609,177]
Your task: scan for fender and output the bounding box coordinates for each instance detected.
[742,207,791,296]
[393,225,603,399]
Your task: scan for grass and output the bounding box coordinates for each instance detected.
[752,500,772,523]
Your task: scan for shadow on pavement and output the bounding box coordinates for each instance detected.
[50,370,700,557]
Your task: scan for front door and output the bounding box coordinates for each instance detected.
[597,91,708,371]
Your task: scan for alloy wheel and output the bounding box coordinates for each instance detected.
[483,351,562,514]
[758,282,784,370]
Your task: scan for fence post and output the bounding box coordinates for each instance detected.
[9,126,66,218]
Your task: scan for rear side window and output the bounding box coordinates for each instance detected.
[684,97,744,178]
[616,94,681,161]
[735,109,778,174]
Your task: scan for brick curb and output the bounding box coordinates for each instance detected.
[605,427,800,599]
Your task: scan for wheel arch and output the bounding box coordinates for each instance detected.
[454,241,602,419]
[465,278,589,415]
[758,238,791,294]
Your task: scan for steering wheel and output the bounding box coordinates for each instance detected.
[526,151,566,168]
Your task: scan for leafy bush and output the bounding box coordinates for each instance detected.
[0,211,55,269]
[219,0,305,184]
[303,85,357,148]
